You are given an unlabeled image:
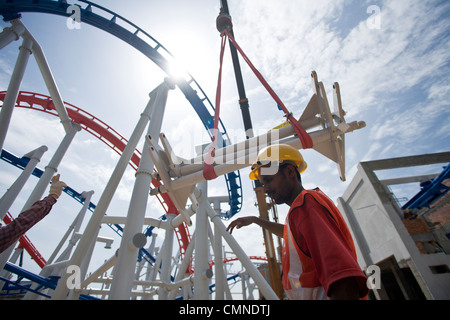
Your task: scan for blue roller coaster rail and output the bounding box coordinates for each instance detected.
[402,164,450,212]
[0,0,242,220]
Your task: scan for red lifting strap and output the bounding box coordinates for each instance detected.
[203,33,227,181]
[203,30,313,181]
[223,29,313,149]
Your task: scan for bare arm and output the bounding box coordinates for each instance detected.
[226,216,284,238]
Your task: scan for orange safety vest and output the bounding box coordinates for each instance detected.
[281,188,359,300]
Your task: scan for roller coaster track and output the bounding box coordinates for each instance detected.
[402,164,450,212]
[0,0,242,220]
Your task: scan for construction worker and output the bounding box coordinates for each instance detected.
[227,144,369,300]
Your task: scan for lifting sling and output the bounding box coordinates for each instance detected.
[203,24,313,181]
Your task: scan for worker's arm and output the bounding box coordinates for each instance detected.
[226,216,284,238]
[0,174,67,254]
[0,196,56,253]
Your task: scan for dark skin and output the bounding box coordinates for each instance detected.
[226,164,360,300]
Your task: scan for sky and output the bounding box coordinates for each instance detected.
[0,0,449,292]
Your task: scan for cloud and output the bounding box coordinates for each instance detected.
[317,162,333,173]
[427,81,450,105]
[231,0,450,123]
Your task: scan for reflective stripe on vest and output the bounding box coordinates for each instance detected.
[282,219,328,300]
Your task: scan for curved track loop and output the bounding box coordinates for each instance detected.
[0,90,192,267]
[0,0,242,219]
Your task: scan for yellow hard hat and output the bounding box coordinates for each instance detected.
[249,144,307,180]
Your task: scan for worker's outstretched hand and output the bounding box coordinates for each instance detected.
[226,216,256,234]
[48,174,68,199]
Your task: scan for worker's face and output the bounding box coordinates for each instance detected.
[258,164,297,205]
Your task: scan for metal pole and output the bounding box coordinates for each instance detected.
[109,81,171,300]
[254,185,283,298]
[193,181,211,300]
[149,240,164,283]
[159,214,175,300]
[11,19,73,133]
[167,231,195,300]
[213,200,225,300]
[51,191,95,264]
[240,272,247,300]
[219,0,254,139]
[0,37,33,151]
[78,252,118,290]
[51,79,173,300]
[66,226,99,300]
[0,146,47,220]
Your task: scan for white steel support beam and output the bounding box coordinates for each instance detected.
[109,79,172,300]
[214,222,225,300]
[49,191,95,265]
[66,228,99,300]
[212,199,225,300]
[133,275,194,290]
[150,234,166,284]
[79,252,118,290]
[101,215,170,229]
[193,181,211,300]
[0,37,33,152]
[167,230,195,300]
[159,213,176,300]
[10,19,73,133]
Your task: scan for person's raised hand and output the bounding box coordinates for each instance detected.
[48,174,68,199]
